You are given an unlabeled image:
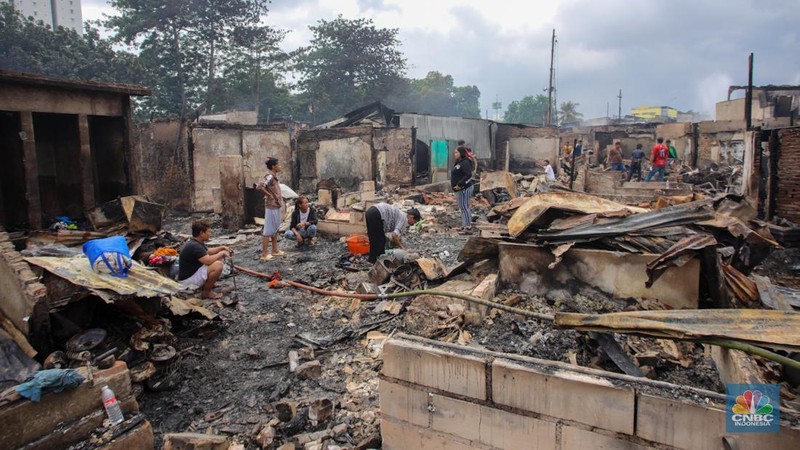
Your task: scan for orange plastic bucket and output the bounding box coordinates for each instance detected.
[346,234,370,255]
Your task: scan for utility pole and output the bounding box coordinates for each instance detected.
[492,95,502,121]
[546,29,556,127]
[617,89,623,122]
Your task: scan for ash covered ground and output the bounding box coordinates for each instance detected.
[137,211,724,448]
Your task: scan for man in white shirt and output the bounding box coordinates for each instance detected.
[543,160,556,181]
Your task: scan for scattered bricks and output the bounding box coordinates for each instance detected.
[360,410,376,424]
[308,398,334,424]
[349,210,366,224]
[331,423,348,436]
[478,405,557,450]
[162,432,229,450]
[382,338,487,400]
[561,426,648,450]
[636,394,727,450]
[469,274,497,319]
[275,401,298,422]
[380,417,482,450]
[318,189,332,206]
[277,443,296,450]
[288,351,300,372]
[492,359,635,434]
[360,181,376,192]
[255,425,276,448]
[296,347,315,360]
[295,360,322,379]
[296,430,329,444]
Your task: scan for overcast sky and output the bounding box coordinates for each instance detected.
[83,0,800,120]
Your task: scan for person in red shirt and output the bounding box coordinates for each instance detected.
[645,137,669,182]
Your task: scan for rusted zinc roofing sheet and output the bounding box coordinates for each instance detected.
[534,200,716,244]
[507,192,648,237]
[554,309,800,352]
[645,233,718,287]
[25,256,186,300]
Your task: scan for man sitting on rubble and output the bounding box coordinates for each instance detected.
[284,195,318,247]
[365,202,421,264]
[177,219,231,299]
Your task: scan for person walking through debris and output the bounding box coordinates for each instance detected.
[365,203,421,263]
[627,143,646,182]
[542,159,556,181]
[645,137,669,182]
[284,195,318,247]
[452,146,475,234]
[607,142,625,171]
[177,220,231,299]
[666,139,679,174]
[257,157,285,261]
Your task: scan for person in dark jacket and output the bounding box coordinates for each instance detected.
[451,146,474,234]
[284,195,318,247]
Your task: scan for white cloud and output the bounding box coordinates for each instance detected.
[81,0,800,119]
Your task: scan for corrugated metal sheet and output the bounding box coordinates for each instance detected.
[536,200,716,244]
[26,256,187,300]
[398,114,494,159]
[507,192,648,237]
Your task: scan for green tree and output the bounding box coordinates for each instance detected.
[295,15,407,123]
[503,95,549,125]
[104,0,272,119]
[217,25,299,122]
[0,3,146,84]
[558,101,583,124]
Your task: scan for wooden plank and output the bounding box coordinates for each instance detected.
[0,84,124,116]
[78,115,96,211]
[0,316,36,358]
[20,112,42,228]
[219,156,245,231]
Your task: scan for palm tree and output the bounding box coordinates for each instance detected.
[558,101,583,124]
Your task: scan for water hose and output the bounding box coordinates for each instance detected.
[233,264,800,371]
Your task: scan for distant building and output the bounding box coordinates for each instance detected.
[631,106,678,120]
[4,0,83,34]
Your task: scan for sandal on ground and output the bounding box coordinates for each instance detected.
[259,254,273,261]
[273,250,287,257]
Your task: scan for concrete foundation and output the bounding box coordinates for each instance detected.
[498,243,699,309]
[380,335,800,450]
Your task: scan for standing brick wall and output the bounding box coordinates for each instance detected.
[777,128,800,223]
[380,334,800,450]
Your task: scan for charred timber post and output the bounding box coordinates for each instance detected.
[745,53,753,130]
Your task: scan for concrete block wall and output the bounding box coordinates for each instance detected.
[380,335,800,450]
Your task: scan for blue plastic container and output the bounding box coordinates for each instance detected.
[82,236,132,278]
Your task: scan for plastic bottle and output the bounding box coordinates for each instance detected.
[101,385,124,425]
